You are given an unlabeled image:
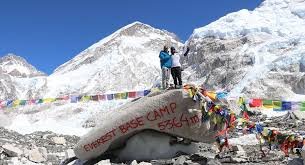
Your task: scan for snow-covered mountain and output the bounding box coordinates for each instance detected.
[184,0,305,99]
[0,54,46,78]
[0,54,47,100]
[0,22,182,99]
[45,22,183,97]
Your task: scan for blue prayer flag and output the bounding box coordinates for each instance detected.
[216,92,228,99]
[107,94,114,100]
[136,91,144,97]
[144,90,151,96]
[70,96,78,103]
[256,124,263,133]
[281,101,292,111]
[6,100,13,107]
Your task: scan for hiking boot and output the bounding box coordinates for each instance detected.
[175,85,182,89]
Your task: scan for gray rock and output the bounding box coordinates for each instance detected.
[51,137,66,145]
[28,147,47,163]
[65,149,75,159]
[138,162,152,165]
[131,160,138,165]
[232,145,247,157]
[174,156,187,165]
[2,144,23,157]
[207,158,222,165]
[95,159,111,165]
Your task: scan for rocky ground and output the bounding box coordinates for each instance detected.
[1,112,304,165]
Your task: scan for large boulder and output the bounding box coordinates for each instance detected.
[74,89,224,161]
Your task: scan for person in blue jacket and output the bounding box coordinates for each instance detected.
[159,46,172,89]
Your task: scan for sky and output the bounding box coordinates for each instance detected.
[0,0,262,75]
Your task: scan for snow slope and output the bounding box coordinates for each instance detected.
[1,100,128,136]
[185,0,305,99]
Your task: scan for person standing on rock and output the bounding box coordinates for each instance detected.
[170,46,190,89]
[159,46,172,89]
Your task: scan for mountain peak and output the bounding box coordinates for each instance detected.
[53,21,181,75]
[0,54,46,78]
[124,21,147,28]
[48,22,183,96]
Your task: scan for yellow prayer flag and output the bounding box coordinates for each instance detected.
[43,98,56,103]
[13,100,20,107]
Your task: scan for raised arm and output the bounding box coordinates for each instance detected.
[183,47,190,56]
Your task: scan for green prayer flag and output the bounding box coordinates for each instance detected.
[300,101,305,111]
[20,100,27,106]
[263,99,273,109]
[273,100,282,111]
[120,92,128,99]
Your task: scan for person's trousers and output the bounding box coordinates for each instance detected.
[162,67,171,89]
[171,66,182,86]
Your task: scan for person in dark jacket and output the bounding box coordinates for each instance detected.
[159,46,172,89]
[170,46,190,89]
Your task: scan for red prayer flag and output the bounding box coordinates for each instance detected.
[230,114,236,127]
[98,95,106,101]
[249,98,262,107]
[62,95,70,100]
[243,111,250,121]
[128,92,137,98]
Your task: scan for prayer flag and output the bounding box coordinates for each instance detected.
[56,95,69,101]
[0,100,7,109]
[6,100,13,107]
[20,100,27,106]
[70,96,79,103]
[43,98,56,103]
[242,111,249,121]
[120,92,128,99]
[300,101,305,111]
[216,92,228,99]
[81,96,91,102]
[55,97,63,101]
[273,100,282,111]
[98,94,106,101]
[144,90,151,96]
[62,95,70,101]
[238,97,245,106]
[255,124,263,133]
[114,93,121,100]
[36,99,43,104]
[91,95,99,101]
[291,102,299,111]
[281,101,292,111]
[205,91,217,101]
[13,100,20,107]
[128,92,137,98]
[136,91,144,97]
[107,94,114,100]
[249,98,262,107]
[151,88,160,93]
[263,99,273,109]
[29,99,36,105]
